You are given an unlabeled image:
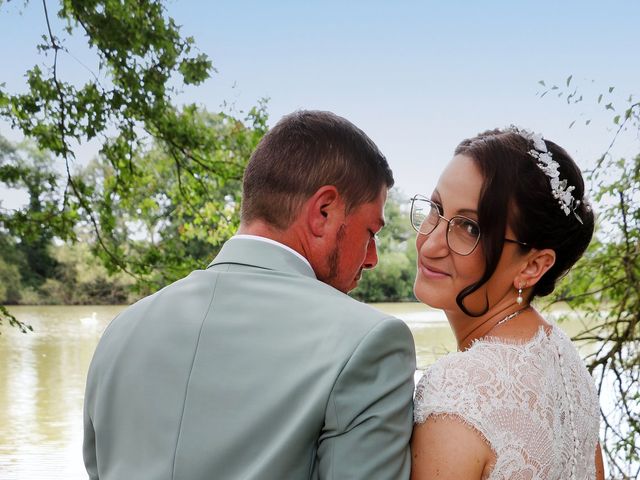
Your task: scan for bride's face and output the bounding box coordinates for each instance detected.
[414,154,520,314]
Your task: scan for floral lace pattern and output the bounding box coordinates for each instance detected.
[414,326,600,480]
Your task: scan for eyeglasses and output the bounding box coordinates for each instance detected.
[410,195,481,255]
[410,195,528,256]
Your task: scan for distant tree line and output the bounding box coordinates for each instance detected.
[0,134,418,307]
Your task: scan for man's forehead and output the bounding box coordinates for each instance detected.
[372,190,388,227]
[363,204,386,230]
[348,187,387,224]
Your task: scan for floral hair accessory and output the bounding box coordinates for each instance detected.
[507,126,584,224]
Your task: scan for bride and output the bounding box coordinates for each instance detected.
[410,127,604,479]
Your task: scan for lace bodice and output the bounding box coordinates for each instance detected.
[414,326,600,480]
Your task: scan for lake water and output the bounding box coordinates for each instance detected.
[0,303,597,479]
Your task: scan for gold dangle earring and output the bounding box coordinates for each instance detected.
[516,282,525,305]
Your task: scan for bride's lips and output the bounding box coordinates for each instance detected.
[418,263,450,279]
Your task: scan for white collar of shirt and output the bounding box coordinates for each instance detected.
[232,234,313,271]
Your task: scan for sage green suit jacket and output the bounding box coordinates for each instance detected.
[83,237,416,479]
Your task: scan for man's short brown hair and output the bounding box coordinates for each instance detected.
[241,110,394,229]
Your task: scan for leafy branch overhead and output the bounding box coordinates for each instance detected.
[3,0,214,156]
[537,76,640,150]
[0,1,265,274]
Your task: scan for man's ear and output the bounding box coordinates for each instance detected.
[516,248,556,289]
[305,185,345,237]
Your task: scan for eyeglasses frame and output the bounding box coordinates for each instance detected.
[410,194,528,256]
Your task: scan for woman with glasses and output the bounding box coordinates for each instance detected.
[410,127,604,480]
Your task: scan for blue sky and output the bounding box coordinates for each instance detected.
[1,0,639,206]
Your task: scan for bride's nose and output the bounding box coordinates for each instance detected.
[416,221,450,258]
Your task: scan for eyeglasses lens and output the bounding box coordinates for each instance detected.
[411,198,480,255]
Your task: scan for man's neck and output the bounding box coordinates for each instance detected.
[238,221,287,243]
[237,221,308,261]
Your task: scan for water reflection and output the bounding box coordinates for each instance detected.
[374,302,455,369]
[0,304,600,479]
[0,306,120,480]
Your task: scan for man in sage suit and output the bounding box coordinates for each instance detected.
[83,110,416,479]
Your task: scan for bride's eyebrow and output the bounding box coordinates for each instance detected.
[433,190,478,216]
[458,208,478,216]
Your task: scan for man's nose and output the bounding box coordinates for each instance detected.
[363,237,379,269]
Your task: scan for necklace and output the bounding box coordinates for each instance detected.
[485,305,531,336]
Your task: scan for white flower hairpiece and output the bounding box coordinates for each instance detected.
[506,126,584,224]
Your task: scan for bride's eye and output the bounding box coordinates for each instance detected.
[452,218,480,239]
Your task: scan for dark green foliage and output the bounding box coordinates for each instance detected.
[0,104,268,308]
[0,137,71,332]
[82,105,268,292]
[351,191,417,303]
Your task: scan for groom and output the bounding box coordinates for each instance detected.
[83,110,416,479]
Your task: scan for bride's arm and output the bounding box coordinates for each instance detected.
[410,415,493,480]
[595,443,605,480]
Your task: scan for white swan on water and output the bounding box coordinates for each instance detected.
[80,311,98,325]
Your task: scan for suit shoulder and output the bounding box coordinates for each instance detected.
[99,268,219,337]
[295,280,412,345]
[304,279,395,322]
[298,276,381,313]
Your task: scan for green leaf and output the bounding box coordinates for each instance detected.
[0,304,34,335]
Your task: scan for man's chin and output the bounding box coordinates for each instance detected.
[330,278,357,294]
[345,274,363,293]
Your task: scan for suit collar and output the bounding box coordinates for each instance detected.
[207,237,317,279]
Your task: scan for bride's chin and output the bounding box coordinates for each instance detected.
[413,283,448,309]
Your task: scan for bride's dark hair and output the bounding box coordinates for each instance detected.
[454,129,595,316]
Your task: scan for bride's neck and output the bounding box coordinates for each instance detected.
[446,301,521,351]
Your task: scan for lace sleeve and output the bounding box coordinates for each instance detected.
[414,351,493,445]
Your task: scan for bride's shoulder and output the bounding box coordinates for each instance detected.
[415,346,503,406]
[414,337,538,420]
[413,349,494,426]
[418,339,510,382]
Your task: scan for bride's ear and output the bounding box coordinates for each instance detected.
[516,248,556,289]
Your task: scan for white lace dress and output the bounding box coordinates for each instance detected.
[414,326,600,480]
